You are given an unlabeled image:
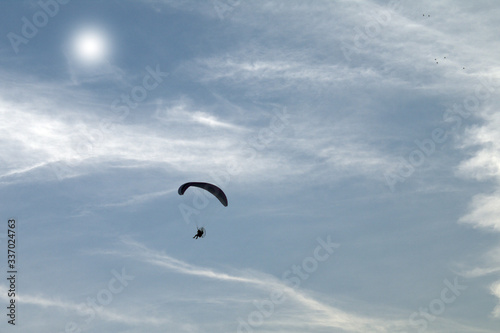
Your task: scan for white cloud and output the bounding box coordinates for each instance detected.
[459,192,500,231]
[455,245,500,281]
[453,66,500,323]
[0,71,395,189]
[491,280,500,318]
[459,266,500,279]
[153,97,246,131]
[0,80,276,183]
[456,108,500,180]
[456,95,500,232]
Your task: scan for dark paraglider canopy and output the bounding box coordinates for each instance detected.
[178,182,228,207]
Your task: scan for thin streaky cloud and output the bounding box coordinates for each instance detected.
[98,237,421,332]
[100,237,496,332]
[0,285,170,326]
[99,189,177,208]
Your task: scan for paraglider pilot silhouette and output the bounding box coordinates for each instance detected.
[178,182,228,239]
[193,227,205,239]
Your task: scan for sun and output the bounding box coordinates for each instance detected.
[72,27,110,64]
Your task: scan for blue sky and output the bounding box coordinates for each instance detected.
[1,0,500,332]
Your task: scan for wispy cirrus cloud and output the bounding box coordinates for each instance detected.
[89,236,500,332]
[98,189,176,208]
[1,70,395,189]
[93,237,425,333]
[0,77,270,183]
[153,97,247,131]
[0,284,170,326]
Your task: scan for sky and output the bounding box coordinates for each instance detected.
[1,0,500,332]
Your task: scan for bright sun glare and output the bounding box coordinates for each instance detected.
[72,27,109,64]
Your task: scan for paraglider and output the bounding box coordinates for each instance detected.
[193,227,206,239]
[178,182,228,207]
[178,182,228,239]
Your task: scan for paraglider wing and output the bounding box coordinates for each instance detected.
[178,182,228,207]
